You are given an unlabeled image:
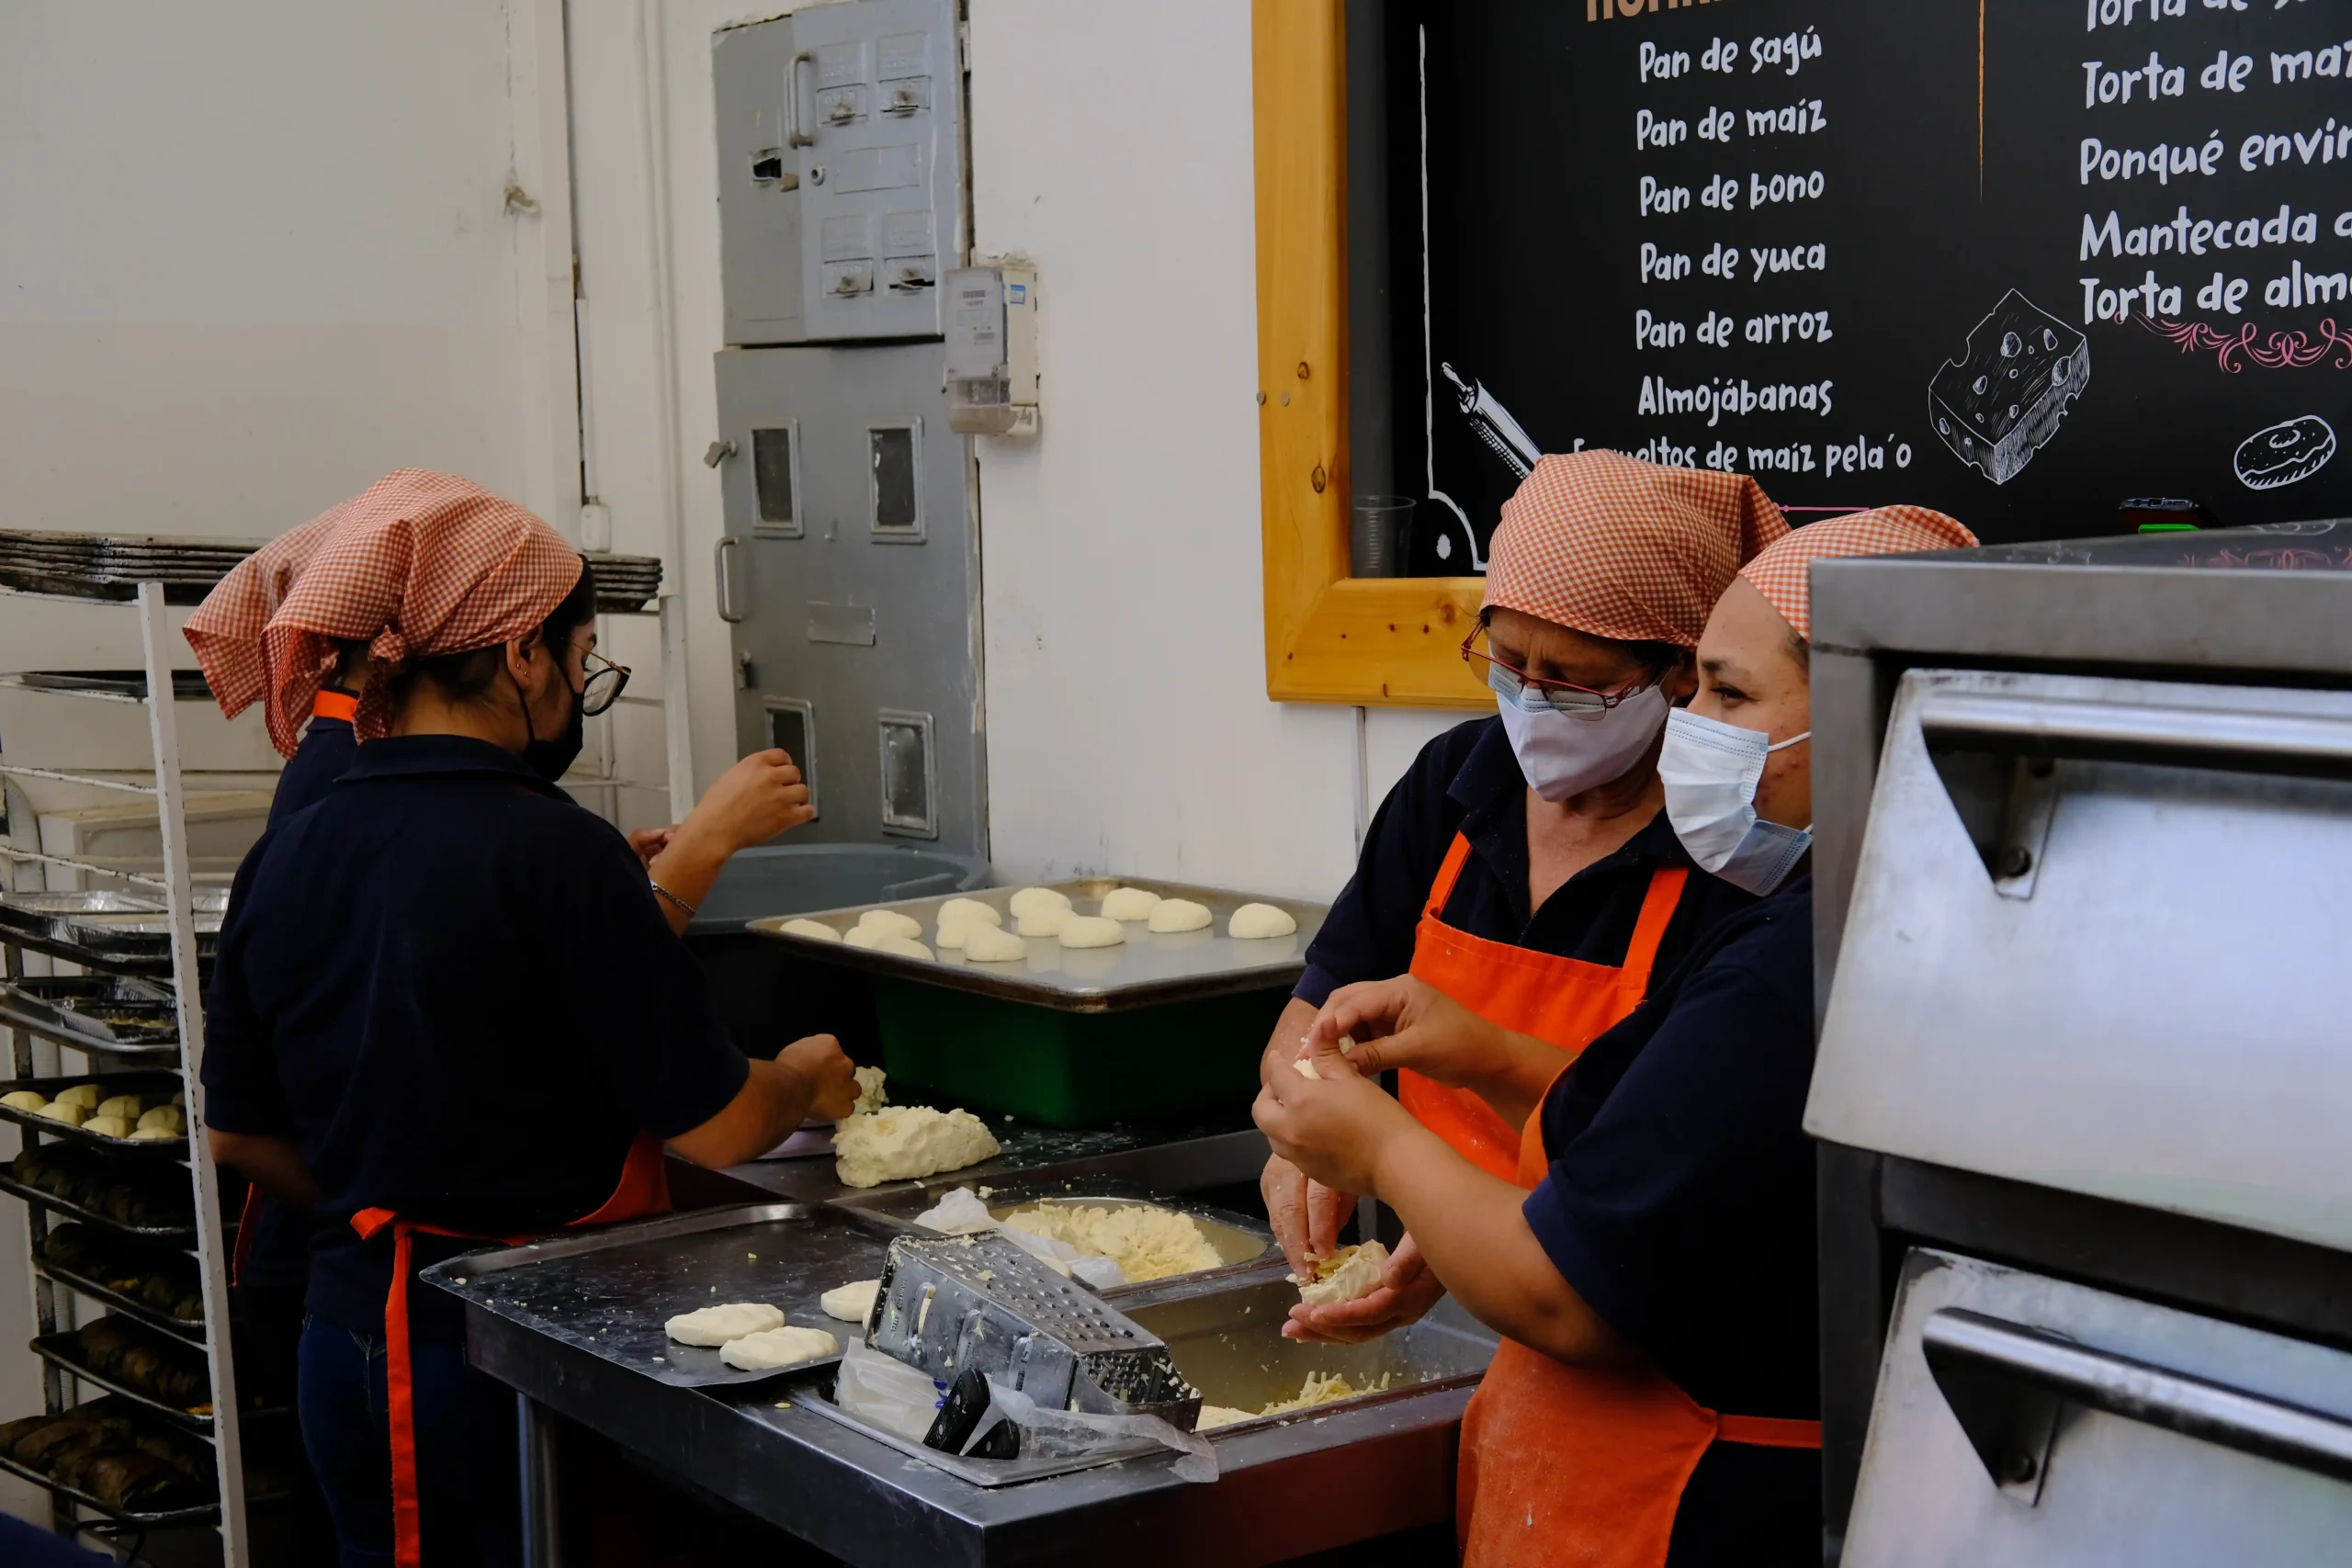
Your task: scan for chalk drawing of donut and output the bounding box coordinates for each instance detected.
[2233,416,2336,491]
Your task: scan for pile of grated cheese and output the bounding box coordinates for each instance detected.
[999,1202,1223,1282]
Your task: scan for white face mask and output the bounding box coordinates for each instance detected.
[1659,707,1812,896]
[1495,681,1672,803]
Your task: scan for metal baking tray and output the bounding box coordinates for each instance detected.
[0,1073,189,1155]
[420,1202,897,1391]
[838,1176,1273,1285]
[0,976,183,1061]
[29,1328,220,1432]
[0,670,217,701]
[32,1253,206,1345]
[0,1168,194,1240]
[745,877,1325,1012]
[0,1449,232,1529]
[0,890,219,974]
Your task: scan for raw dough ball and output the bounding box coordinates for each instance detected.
[720,1325,839,1371]
[1295,1240,1390,1306]
[55,1084,103,1111]
[778,918,842,942]
[1006,886,1072,920]
[960,924,1027,963]
[842,926,884,949]
[1098,886,1162,922]
[855,909,924,942]
[1001,1202,1225,1282]
[1,1091,48,1112]
[36,1102,88,1127]
[95,1095,142,1122]
[833,1106,1002,1189]
[664,1302,786,1347]
[1290,1056,1320,1081]
[853,1066,888,1115]
[1057,915,1125,950]
[1015,907,1072,938]
[820,1280,882,1324]
[935,898,1001,930]
[139,1104,187,1134]
[84,1116,132,1139]
[130,1127,179,1142]
[1228,903,1298,940]
[1146,898,1212,934]
[170,1092,186,1107]
[933,920,976,950]
[874,933,934,961]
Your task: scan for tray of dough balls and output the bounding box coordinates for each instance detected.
[417,1202,908,1391]
[746,878,1327,1011]
[0,1073,191,1152]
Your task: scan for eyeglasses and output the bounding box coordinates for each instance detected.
[580,649,630,716]
[1459,626,1657,716]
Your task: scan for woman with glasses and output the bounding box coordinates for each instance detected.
[194,471,858,1568]
[1257,508,1975,1568]
[1258,451,1788,1341]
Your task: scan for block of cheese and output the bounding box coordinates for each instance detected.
[1295,1240,1390,1306]
[1928,289,2088,485]
[833,1106,1002,1188]
[719,1325,840,1371]
[820,1279,882,1324]
[664,1302,785,1346]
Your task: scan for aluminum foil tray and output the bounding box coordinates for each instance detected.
[419,1203,896,1390]
[0,890,220,971]
[746,877,1325,1012]
[0,976,182,1061]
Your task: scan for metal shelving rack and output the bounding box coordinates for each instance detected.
[0,581,251,1566]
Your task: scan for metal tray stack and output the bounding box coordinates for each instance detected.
[0,890,222,976]
[0,530,261,606]
[0,976,184,1063]
[583,551,662,614]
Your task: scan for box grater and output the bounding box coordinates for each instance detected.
[868,1235,1201,1427]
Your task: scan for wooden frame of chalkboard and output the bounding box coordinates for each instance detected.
[1254,0,1488,710]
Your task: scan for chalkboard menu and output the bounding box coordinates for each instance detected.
[1387,0,2352,564]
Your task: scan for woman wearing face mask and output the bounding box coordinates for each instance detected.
[1258,452,1787,1328]
[1257,507,1975,1568]
[198,471,858,1568]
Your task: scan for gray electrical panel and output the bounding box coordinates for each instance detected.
[713,0,962,345]
[713,344,981,852]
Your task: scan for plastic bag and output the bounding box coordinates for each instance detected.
[908,1189,1133,1290]
[964,1379,1218,1483]
[912,1187,997,1235]
[832,1340,947,1443]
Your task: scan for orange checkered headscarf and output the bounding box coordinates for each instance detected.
[1738,506,1977,642]
[184,469,582,757]
[1483,452,1789,647]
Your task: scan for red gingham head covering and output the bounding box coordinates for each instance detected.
[183,469,582,756]
[1482,452,1789,647]
[1738,506,1978,642]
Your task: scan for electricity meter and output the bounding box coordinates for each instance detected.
[944,265,1039,437]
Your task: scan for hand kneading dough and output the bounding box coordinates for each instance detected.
[936,898,1002,929]
[820,1279,882,1323]
[1098,886,1161,921]
[83,1116,132,1140]
[1007,886,1072,919]
[833,1106,1002,1188]
[856,909,924,941]
[719,1325,839,1371]
[665,1302,786,1346]
[1228,902,1298,939]
[960,924,1027,962]
[1146,898,1212,933]
[1015,906,1072,937]
[1295,1241,1390,1306]
[779,918,842,942]
[1057,915,1125,949]
[874,933,934,961]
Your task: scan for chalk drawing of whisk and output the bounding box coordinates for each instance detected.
[1442,363,1540,480]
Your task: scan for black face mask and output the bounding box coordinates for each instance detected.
[514,669,586,783]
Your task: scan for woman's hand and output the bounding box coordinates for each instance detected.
[627,827,676,867]
[777,1033,861,1122]
[1253,1033,1422,1197]
[1261,1156,1358,1280]
[684,750,815,855]
[1309,976,1562,1132]
[1283,1233,1445,1344]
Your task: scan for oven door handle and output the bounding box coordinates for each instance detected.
[1915,690,2352,778]
[1924,1309,2352,1487]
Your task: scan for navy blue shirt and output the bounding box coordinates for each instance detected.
[203,735,750,1338]
[1298,716,1758,1007]
[238,696,361,1290]
[1524,875,1820,1568]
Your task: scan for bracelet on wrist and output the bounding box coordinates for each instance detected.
[649,879,698,919]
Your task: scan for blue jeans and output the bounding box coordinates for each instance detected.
[297,1316,520,1568]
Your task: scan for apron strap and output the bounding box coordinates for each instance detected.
[230,1184,262,1288]
[1715,1414,1824,1450]
[311,689,358,723]
[1421,832,1476,921]
[1616,866,1689,998]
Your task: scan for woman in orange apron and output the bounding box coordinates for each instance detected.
[1260,453,1789,1335]
[193,472,858,1568]
[1259,508,1977,1567]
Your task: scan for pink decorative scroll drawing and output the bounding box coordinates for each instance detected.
[2184,546,2352,571]
[2142,316,2352,374]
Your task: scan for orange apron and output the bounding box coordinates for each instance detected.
[1453,1076,1822,1566]
[1401,831,1687,1181]
[350,1130,672,1568]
